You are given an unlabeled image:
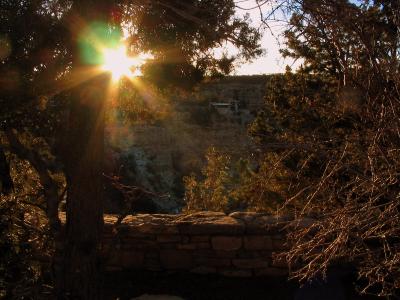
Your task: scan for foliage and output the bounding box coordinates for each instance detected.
[107,78,172,126]
[184,148,231,212]
[248,70,343,204]
[128,0,263,86]
[183,147,286,213]
[183,71,338,213]
[0,197,41,299]
[0,155,53,299]
[258,0,400,297]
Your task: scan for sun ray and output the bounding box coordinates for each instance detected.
[101,45,151,81]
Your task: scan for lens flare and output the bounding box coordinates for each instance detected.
[101,45,142,80]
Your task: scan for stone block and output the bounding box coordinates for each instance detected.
[272,239,288,250]
[236,250,263,259]
[191,236,210,243]
[214,250,237,258]
[157,235,181,243]
[211,236,242,251]
[194,257,231,267]
[119,250,145,269]
[190,266,217,274]
[145,251,159,259]
[177,243,197,250]
[229,212,267,226]
[192,249,215,257]
[219,269,252,277]
[160,250,193,270]
[131,240,159,250]
[177,213,245,235]
[254,267,288,277]
[245,225,269,234]
[232,259,269,269]
[105,266,122,272]
[196,242,210,249]
[121,214,179,235]
[160,243,177,250]
[177,242,210,250]
[245,215,289,234]
[144,258,162,271]
[258,250,274,258]
[244,236,273,250]
[101,243,116,254]
[120,231,157,240]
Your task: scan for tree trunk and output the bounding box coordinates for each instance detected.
[60,74,109,299]
[57,2,115,298]
[0,145,14,195]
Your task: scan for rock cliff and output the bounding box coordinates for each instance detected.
[104,76,268,213]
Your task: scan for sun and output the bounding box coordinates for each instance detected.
[101,45,144,81]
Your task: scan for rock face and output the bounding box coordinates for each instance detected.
[104,76,267,213]
[102,211,290,277]
[198,75,267,113]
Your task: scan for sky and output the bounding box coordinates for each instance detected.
[234,28,291,75]
[230,0,299,75]
[233,0,363,74]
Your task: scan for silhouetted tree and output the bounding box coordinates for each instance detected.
[261,0,400,296]
[0,1,262,298]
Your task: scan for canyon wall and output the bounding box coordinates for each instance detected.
[104,76,268,213]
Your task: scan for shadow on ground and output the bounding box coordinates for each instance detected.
[103,271,381,300]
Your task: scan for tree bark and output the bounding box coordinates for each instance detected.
[60,73,109,299]
[0,145,14,195]
[56,1,116,298]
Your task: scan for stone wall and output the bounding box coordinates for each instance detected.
[102,212,290,277]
